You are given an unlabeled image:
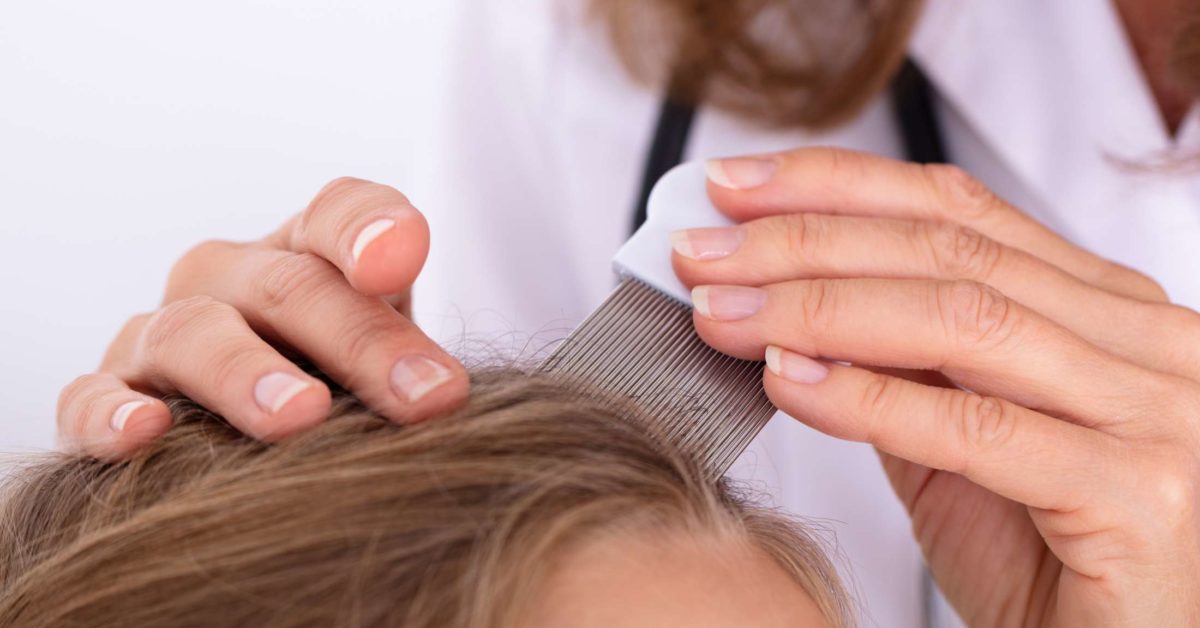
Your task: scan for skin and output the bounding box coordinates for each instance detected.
[60,0,1188,460]
[57,1,1198,622]
[57,177,470,460]
[525,529,829,628]
[676,147,1200,624]
[1113,0,1193,134]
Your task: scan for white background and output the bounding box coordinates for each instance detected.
[0,1,456,453]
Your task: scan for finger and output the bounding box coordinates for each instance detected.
[113,296,333,441]
[690,278,1157,426]
[703,147,1168,302]
[671,214,1181,373]
[204,247,468,423]
[760,348,1121,511]
[56,373,173,461]
[99,311,155,372]
[268,177,430,297]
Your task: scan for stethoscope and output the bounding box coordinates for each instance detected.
[632,58,947,231]
[631,59,953,628]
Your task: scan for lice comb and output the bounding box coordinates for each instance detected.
[540,162,775,474]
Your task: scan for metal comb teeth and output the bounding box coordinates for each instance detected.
[539,278,776,475]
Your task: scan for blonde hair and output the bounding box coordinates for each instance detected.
[0,370,853,627]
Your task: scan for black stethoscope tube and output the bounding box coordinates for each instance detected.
[632,58,947,233]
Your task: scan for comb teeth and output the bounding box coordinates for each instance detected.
[540,278,776,475]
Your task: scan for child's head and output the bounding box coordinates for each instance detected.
[0,370,851,627]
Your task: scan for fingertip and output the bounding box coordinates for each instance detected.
[254,381,333,442]
[689,308,767,362]
[414,367,471,420]
[762,364,838,437]
[763,346,830,384]
[705,172,778,224]
[704,157,778,191]
[113,401,173,448]
[80,398,172,462]
[350,217,397,264]
[350,210,430,296]
[386,357,470,425]
[705,178,756,219]
[670,248,703,289]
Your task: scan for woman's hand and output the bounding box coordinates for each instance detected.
[58,177,469,460]
[672,148,1200,625]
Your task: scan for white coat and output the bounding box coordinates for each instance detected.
[414,0,1200,624]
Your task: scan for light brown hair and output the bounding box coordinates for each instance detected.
[596,0,1200,130]
[0,370,853,627]
[596,0,924,129]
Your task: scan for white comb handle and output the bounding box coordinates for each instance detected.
[612,161,732,305]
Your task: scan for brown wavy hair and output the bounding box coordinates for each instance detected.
[0,370,853,627]
[597,0,1200,131]
[597,0,924,129]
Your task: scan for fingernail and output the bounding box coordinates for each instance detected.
[765,346,829,384]
[110,400,149,432]
[705,157,777,190]
[351,218,396,265]
[254,372,314,414]
[670,226,746,261]
[390,355,454,403]
[691,285,767,320]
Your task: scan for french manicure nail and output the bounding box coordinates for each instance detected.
[254,372,313,414]
[390,355,454,403]
[670,226,746,261]
[351,218,396,265]
[110,400,149,432]
[705,157,778,190]
[691,285,767,320]
[765,346,829,384]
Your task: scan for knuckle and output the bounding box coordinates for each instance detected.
[206,342,267,393]
[779,213,823,261]
[855,373,899,442]
[1099,263,1169,302]
[1139,277,1170,302]
[321,175,369,194]
[956,394,1017,460]
[121,312,154,334]
[303,177,414,254]
[1142,456,1197,530]
[823,147,871,177]
[1155,303,1200,339]
[166,239,235,296]
[1140,304,1200,374]
[255,252,341,313]
[56,373,120,433]
[309,177,410,214]
[935,280,1017,349]
[332,309,400,375]
[797,279,838,333]
[929,222,1002,280]
[141,296,234,358]
[101,313,156,369]
[1163,381,1200,445]
[57,373,106,415]
[922,164,995,219]
[303,177,367,233]
[821,149,873,204]
[310,177,373,213]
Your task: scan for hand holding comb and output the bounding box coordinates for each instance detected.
[541,162,775,475]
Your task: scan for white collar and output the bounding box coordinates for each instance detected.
[910,0,1198,211]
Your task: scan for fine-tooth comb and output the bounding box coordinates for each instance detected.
[540,162,776,475]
